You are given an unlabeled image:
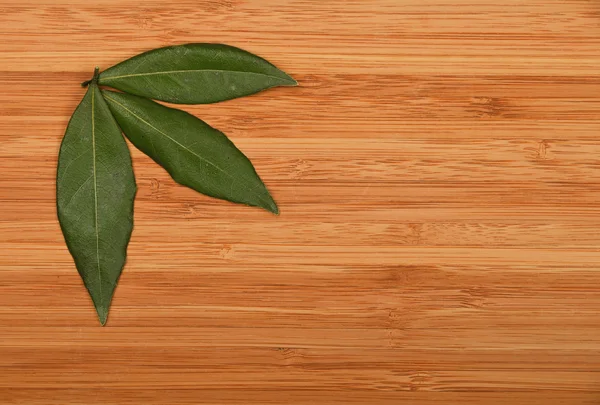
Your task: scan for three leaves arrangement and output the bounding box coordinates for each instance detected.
[57,44,296,325]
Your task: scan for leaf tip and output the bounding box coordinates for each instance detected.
[265,200,279,215]
[96,306,109,326]
[275,69,298,87]
[283,75,298,87]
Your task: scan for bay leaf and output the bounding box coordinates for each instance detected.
[57,82,136,326]
[98,43,297,104]
[102,89,278,214]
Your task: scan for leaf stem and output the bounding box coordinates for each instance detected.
[81,67,100,87]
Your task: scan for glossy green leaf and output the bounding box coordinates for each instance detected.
[98,43,297,104]
[102,90,278,214]
[56,82,136,326]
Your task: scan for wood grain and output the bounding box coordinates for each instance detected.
[1,1,600,404]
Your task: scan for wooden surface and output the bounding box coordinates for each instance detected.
[1,1,600,404]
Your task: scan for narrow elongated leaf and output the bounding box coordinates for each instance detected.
[57,83,136,326]
[98,43,297,104]
[102,90,278,214]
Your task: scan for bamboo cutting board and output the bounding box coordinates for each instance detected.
[1,1,600,404]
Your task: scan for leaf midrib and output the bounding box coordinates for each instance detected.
[103,93,272,208]
[91,85,102,310]
[100,69,294,83]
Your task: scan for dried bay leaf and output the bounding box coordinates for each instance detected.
[102,89,278,214]
[57,79,136,325]
[98,43,297,104]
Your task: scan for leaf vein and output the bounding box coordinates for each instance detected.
[63,173,93,209]
[102,69,293,83]
[91,86,103,311]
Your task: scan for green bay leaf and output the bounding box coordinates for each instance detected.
[57,83,136,326]
[102,90,278,214]
[98,43,297,104]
